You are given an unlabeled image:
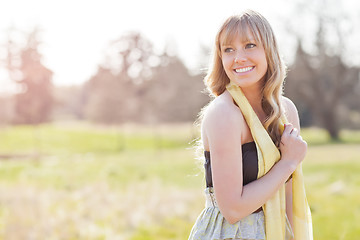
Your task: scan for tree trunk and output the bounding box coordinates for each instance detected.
[322,108,340,140]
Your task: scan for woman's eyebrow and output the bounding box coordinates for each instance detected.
[242,37,256,42]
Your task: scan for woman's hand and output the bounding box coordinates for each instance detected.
[279,123,307,170]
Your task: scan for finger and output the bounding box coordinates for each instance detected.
[283,123,293,135]
[290,128,299,136]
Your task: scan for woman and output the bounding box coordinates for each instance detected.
[189,10,312,240]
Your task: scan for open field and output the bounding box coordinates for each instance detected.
[0,123,359,239]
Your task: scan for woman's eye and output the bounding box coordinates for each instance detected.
[224,48,234,53]
[245,43,256,49]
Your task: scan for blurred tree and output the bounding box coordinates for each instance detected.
[52,85,86,120]
[286,13,360,139]
[84,66,136,123]
[5,26,53,124]
[105,31,157,83]
[84,32,210,124]
[140,53,209,123]
[0,96,14,124]
[84,32,157,123]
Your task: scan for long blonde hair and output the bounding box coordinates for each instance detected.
[204,10,287,146]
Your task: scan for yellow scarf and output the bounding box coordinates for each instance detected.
[226,82,313,240]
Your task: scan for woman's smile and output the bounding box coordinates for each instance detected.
[234,66,255,74]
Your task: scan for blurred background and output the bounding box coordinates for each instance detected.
[0,0,359,239]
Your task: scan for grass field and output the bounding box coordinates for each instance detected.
[0,123,359,240]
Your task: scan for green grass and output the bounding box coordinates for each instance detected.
[303,144,360,240]
[301,127,360,145]
[0,123,359,239]
[0,123,195,154]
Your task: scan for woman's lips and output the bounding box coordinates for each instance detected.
[234,66,255,73]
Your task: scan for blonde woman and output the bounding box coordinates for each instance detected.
[189,10,312,240]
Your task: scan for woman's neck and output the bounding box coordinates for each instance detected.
[242,85,266,122]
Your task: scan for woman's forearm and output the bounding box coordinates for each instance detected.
[225,160,296,223]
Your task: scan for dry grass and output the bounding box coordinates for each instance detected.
[0,180,204,240]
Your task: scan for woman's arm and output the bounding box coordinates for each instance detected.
[203,96,306,224]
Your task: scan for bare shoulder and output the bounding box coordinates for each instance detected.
[281,96,300,128]
[203,91,245,129]
[202,91,247,149]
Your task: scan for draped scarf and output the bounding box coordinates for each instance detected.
[226,81,313,240]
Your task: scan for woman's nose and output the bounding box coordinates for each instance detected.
[234,50,247,63]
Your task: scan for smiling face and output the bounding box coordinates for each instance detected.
[220,29,268,90]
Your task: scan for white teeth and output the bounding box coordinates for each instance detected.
[235,67,253,73]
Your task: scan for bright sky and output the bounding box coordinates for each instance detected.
[0,0,358,92]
